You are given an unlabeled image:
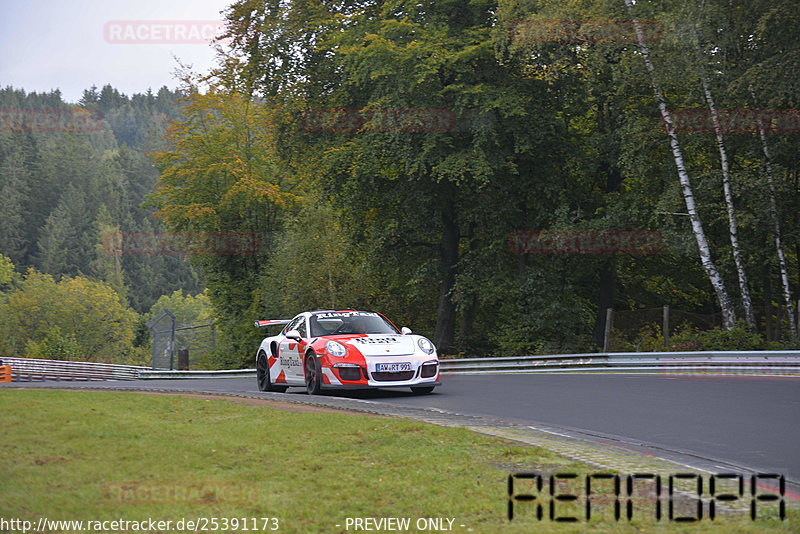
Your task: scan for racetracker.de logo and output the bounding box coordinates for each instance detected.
[509,230,664,255]
[665,109,800,134]
[102,231,258,256]
[301,108,456,133]
[104,481,258,504]
[104,20,226,44]
[512,19,663,44]
[0,108,103,133]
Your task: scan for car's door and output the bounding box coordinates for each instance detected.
[278,315,307,383]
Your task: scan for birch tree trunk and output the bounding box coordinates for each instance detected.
[623,0,736,329]
[750,89,798,338]
[690,27,755,327]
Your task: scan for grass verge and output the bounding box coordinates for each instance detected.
[0,389,794,533]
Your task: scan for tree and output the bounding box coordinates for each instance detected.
[0,270,137,361]
[687,21,755,327]
[36,203,72,276]
[680,0,799,337]
[90,204,127,299]
[274,0,562,352]
[0,149,29,263]
[0,85,199,314]
[145,289,211,327]
[622,0,736,329]
[0,253,15,291]
[753,101,797,338]
[149,90,298,363]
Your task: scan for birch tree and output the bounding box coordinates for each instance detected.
[750,89,797,338]
[689,21,756,327]
[623,0,735,329]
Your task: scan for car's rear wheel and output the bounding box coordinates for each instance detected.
[305,352,322,395]
[410,386,435,395]
[257,350,287,393]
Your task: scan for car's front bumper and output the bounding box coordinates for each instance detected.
[318,379,441,391]
[321,357,440,389]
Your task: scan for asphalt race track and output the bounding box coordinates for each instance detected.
[6,373,800,488]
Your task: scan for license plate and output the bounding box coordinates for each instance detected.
[376,362,412,373]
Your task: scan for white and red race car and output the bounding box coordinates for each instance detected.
[254,310,440,395]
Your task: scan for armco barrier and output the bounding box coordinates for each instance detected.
[137,350,799,378]
[2,356,145,382]
[438,351,800,375]
[138,369,257,379]
[1,352,797,382]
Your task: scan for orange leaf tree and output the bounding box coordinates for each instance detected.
[149,90,301,365]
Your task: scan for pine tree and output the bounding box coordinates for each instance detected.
[0,149,29,263]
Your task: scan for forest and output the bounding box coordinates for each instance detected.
[1,0,798,367]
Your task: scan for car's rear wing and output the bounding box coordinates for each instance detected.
[254,319,291,328]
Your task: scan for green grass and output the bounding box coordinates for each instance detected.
[0,389,795,533]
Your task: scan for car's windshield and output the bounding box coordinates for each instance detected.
[310,311,399,337]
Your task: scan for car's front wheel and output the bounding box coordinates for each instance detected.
[305,352,322,395]
[410,386,435,395]
[257,350,287,393]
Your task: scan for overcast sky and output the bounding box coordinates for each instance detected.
[0,0,232,103]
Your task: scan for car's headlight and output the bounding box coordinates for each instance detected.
[417,337,435,355]
[325,340,348,358]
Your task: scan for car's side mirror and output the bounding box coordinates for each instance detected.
[401,327,412,335]
[285,330,302,340]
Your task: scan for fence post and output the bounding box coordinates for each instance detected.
[765,303,772,341]
[178,349,189,371]
[603,308,614,353]
[663,305,670,348]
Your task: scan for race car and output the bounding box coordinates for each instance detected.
[254,310,440,395]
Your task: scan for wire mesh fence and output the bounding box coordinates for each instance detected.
[146,308,216,369]
[146,309,175,370]
[607,303,799,352]
[175,322,216,369]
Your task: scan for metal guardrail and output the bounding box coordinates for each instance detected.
[438,351,800,375]
[1,351,798,382]
[2,356,146,382]
[138,369,256,379]
[139,350,800,378]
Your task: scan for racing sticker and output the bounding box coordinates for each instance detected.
[279,355,301,369]
[353,337,401,344]
[316,311,380,319]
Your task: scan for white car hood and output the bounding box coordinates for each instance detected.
[346,334,415,357]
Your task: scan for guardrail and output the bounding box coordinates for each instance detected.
[1,351,798,382]
[136,350,800,378]
[2,356,146,382]
[138,369,256,379]
[438,351,800,375]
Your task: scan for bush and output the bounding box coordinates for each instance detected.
[0,270,137,362]
[613,321,798,352]
[691,324,766,351]
[24,327,81,360]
